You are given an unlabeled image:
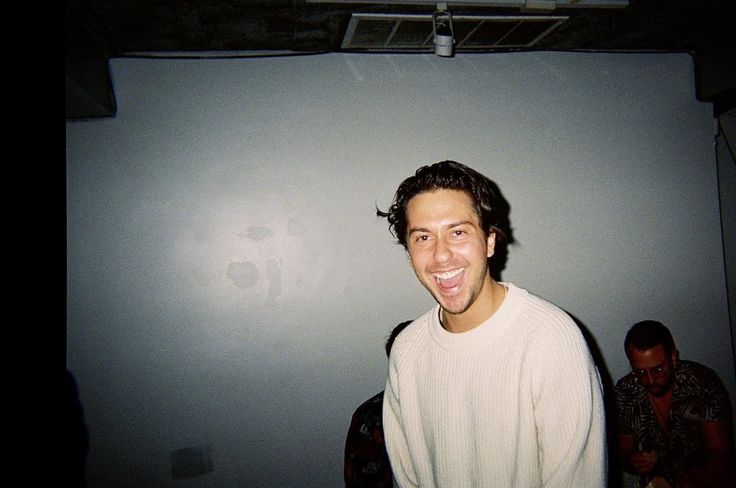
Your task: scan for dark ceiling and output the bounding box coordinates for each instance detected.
[66,0,736,119]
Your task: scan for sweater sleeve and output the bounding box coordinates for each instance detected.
[383,353,419,488]
[531,315,608,488]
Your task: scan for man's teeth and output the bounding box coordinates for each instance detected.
[434,268,464,282]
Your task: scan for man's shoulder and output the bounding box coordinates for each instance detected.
[678,359,716,374]
[350,391,384,430]
[614,372,641,397]
[354,391,384,416]
[507,284,581,341]
[674,360,732,421]
[676,360,728,390]
[508,284,573,322]
[395,309,432,340]
[388,309,434,359]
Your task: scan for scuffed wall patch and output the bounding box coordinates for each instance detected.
[170,444,213,479]
[227,261,259,288]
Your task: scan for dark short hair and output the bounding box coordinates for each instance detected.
[377,160,509,250]
[385,320,413,357]
[624,320,676,356]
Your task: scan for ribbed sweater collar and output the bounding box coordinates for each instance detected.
[428,282,526,352]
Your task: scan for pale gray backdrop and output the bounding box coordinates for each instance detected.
[66,51,734,488]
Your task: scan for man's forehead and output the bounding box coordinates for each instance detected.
[407,189,478,219]
[627,344,670,364]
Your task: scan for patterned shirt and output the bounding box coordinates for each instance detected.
[615,360,732,485]
[344,391,393,488]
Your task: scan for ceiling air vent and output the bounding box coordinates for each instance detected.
[341,13,567,51]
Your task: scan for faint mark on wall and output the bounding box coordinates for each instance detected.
[287,218,304,237]
[227,261,259,288]
[266,259,282,302]
[226,219,308,298]
[170,444,213,479]
[242,226,274,241]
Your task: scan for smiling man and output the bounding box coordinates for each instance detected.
[377,160,607,487]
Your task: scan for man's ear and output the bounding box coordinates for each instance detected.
[486,232,496,258]
[672,348,679,366]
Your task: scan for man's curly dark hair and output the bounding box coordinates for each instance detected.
[377,160,511,250]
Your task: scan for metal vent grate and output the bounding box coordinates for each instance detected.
[341,13,568,51]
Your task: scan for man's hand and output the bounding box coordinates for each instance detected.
[618,434,660,476]
[630,449,658,475]
[644,476,672,488]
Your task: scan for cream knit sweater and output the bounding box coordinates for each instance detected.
[383,283,607,487]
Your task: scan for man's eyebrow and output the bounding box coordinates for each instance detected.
[408,221,474,234]
[407,226,429,235]
[448,220,474,229]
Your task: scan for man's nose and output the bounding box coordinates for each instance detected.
[639,371,659,384]
[434,238,451,262]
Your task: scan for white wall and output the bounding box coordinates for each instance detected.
[66,51,734,488]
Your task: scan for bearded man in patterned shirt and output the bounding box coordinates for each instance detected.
[615,320,735,488]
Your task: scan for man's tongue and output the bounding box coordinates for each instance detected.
[436,270,463,289]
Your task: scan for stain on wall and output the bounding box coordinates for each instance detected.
[243,226,274,241]
[226,261,259,288]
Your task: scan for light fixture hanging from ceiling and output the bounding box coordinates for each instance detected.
[433,4,455,57]
[336,0,631,53]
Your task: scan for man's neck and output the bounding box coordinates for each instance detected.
[648,389,673,433]
[441,279,506,333]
